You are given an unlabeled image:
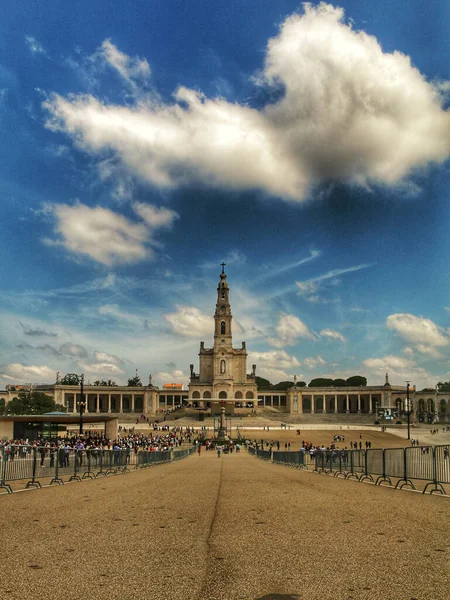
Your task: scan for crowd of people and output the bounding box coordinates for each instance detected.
[0,425,198,466]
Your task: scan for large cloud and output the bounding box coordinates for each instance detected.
[386,313,449,355]
[44,4,450,202]
[78,361,125,375]
[248,349,301,370]
[268,312,314,348]
[164,306,213,338]
[0,363,55,383]
[363,354,432,387]
[43,201,179,265]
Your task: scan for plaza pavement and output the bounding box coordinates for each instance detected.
[0,451,448,600]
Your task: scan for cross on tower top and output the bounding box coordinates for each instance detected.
[221,262,226,274]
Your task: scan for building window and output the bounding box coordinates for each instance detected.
[221,321,226,334]
[219,391,227,399]
[220,359,226,373]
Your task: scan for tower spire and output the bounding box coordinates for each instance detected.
[214,265,232,349]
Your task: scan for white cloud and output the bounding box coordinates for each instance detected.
[78,361,125,375]
[132,202,179,230]
[363,354,432,387]
[296,263,373,301]
[0,363,55,383]
[164,306,213,338]
[402,346,415,357]
[320,328,346,342]
[303,355,327,369]
[248,349,301,370]
[99,304,142,326]
[97,39,150,88]
[153,368,188,388]
[268,312,314,347]
[25,36,48,56]
[94,351,125,366]
[43,201,178,265]
[414,345,443,358]
[59,342,88,358]
[386,313,449,355]
[44,4,450,202]
[257,366,291,383]
[44,202,149,265]
[254,250,321,284]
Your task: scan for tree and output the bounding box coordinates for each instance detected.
[127,375,143,387]
[332,379,347,387]
[345,376,367,387]
[5,391,66,415]
[60,373,81,386]
[437,382,450,392]
[255,376,272,390]
[309,378,334,387]
[272,380,306,390]
[93,379,117,386]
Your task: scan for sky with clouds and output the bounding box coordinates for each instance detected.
[1,1,450,389]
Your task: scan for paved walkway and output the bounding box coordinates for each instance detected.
[0,452,448,600]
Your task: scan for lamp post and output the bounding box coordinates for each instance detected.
[405,381,411,441]
[79,374,86,436]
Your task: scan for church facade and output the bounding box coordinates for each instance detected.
[188,264,257,413]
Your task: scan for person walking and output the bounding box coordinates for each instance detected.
[197,443,201,456]
[217,445,222,458]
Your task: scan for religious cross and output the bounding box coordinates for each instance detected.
[221,262,226,274]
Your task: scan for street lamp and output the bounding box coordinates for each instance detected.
[405,381,411,441]
[78,374,86,436]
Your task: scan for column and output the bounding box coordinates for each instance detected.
[370,394,373,413]
[96,393,100,413]
[334,395,338,413]
[357,394,361,413]
[131,394,135,413]
[119,394,123,414]
[345,394,349,413]
[107,393,111,414]
[311,395,315,414]
[143,391,149,414]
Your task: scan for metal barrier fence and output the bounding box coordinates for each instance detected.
[0,445,196,494]
[246,444,450,495]
[312,445,450,494]
[272,450,307,469]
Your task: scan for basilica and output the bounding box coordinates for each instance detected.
[0,267,447,422]
[188,263,257,414]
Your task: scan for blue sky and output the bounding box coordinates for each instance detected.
[1,1,450,389]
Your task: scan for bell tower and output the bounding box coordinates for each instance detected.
[214,262,232,350]
[189,264,257,410]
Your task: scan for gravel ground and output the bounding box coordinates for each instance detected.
[236,428,405,449]
[0,452,448,600]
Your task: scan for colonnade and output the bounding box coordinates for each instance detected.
[285,392,382,414]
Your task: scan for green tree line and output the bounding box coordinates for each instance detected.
[255,375,367,391]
